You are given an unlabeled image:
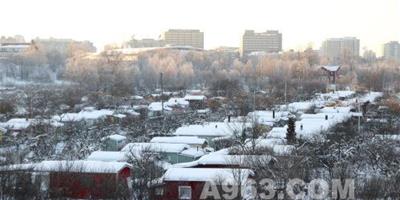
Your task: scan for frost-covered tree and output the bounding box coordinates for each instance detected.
[286,116,296,144]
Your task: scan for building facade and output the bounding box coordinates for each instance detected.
[0,35,30,58]
[154,168,253,200]
[0,35,26,44]
[0,43,31,58]
[240,30,282,56]
[320,37,360,63]
[363,49,377,63]
[161,29,204,49]
[125,38,166,48]
[34,38,96,54]
[383,41,400,62]
[0,161,132,199]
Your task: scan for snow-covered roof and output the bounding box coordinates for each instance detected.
[184,94,206,101]
[175,153,273,168]
[131,95,144,100]
[265,90,382,140]
[246,138,286,148]
[121,143,189,153]
[295,118,338,139]
[34,160,131,173]
[341,92,383,106]
[319,106,351,113]
[132,105,148,110]
[196,109,210,114]
[113,114,126,118]
[286,101,315,112]
[244,138,295,155]
[322,65,340,72]
[53,109,114,122]
[247,110,287,125]
[86,151,129,162]
[0,118,64,129]
[187,89,202,94]
[173,122,251,138]
[103,134,126,141]
[0,163,36,171]
[0,118,33,130]
[150,136,206,145]
[165,98,189,107]
[296,111,352,139]
[83,106,95,111]
[265,127,287,139]
[163,168,253,184]
[198,154,270,166]
[223,116,247,123]
[266,114,352,140]
[117,106,141,116]
[148,102,172,112]
[179,148,206,158]
[335,90,355,98]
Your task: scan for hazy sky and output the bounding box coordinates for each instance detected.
[1,0,399,54]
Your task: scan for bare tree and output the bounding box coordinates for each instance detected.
[125,146,164,200]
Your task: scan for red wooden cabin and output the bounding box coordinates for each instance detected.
[154,168,253,200]
[35,160,132,199]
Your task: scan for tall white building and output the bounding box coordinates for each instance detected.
[161,29,204,49]
[240,30,282,56]
[383,41,400,62]
[320,37,360,62]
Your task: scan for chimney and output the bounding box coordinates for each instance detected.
[300,124,303,131]
[325,115,328,120]
[272,110,275,119]
[215,125,218,128]
[228,115,231,122]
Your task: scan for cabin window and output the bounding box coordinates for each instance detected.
[179,186,192,200]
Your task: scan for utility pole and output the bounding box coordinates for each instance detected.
[159,72,165,133]
[350,58,353,91]
[160,72,164,116]
[382,69,385,93]
[284,78,288,110]
[357,100,361,133]
[253,74,257,112]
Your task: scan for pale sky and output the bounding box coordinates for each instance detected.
[1,0,399,55]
